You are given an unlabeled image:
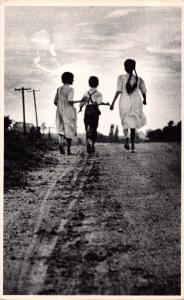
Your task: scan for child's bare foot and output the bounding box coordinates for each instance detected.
[124,137,130,150]
[131,145,136,153]
[67,148,71,155]
[59,145,65,154]
[87,142,92,154]
[91,144,95,153]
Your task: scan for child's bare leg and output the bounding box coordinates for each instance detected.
[123,128,130,150]
[91,138,95,153]
[59,134,64,145]
[123,128,128,137]
[130,128,136,152]
[85,123,92,154]
[91,126,98,153]
[58,134,65,154]
[86,139,92,154]
[67,138,71,155]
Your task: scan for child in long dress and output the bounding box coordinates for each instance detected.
[79,76,109,154]
[54,72,77,155]
[110,59,147,152]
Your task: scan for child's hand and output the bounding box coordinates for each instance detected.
[82,96,88,102]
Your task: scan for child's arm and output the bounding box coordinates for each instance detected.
[68,100,84,104]
[78,102,85,112]
[110,75,122,110]
[69,96,89,105]
[78,96,88,112]
[139,78,147,105]
[54,89,59,106]
[98,102,110,106]
[142,93,147,105]
[110,91,121,110]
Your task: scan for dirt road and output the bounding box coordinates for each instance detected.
[4,143,181,295]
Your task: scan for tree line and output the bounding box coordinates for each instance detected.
[146,121,181,142]
[4,116,181,143]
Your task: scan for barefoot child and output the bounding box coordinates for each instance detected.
[79,76,109,154]
[54,72,78,155]
[110,59,147,153]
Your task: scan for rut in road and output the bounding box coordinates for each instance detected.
[17,150,92,293]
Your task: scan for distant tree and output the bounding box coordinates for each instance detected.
[163,120,175,141]
[29,125,36,140]
[41,122,47,134]
[147,128,163,141]
[176,121,181,141]
[114,125,119,143]
[4,116,12,132]
[146,130,154,141]
[109,124,114,143]
[146,120,181,142]
[97,132,108,143]
[36,127,42,139]
[168,120,174,127]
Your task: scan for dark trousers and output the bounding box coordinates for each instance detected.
[84,105,100,143]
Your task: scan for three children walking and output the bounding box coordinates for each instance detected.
[54,59,147,155]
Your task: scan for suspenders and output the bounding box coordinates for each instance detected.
[87,90,97,105]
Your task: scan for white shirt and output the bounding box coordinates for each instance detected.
[82,88,103,105]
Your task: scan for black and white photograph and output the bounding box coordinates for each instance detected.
[2,0,182,296]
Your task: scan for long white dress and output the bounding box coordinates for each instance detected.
[117,74,147,129]
[54,85,77,139]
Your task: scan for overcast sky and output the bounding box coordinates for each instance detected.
[4,5,181,135]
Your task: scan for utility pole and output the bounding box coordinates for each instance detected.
[27,89,40,128]
[15,87,31,135]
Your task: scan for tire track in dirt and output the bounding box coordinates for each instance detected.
[17,149,95,294]
[4,150,77,229]
[3,148,82,294]
[34,147,133,295]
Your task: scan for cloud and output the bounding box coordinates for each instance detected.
[31,29,50,45]
[147,45,181,55]
[144,65,178,76]
[76,22,95,26]
[31,29,56,56]
[68,48,121,58]
[85,34,110,41]
[107,9,133,18]
[33,56,52,73]
[48,43,56,57]
[31,29,61,73]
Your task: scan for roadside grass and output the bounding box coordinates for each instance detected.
[4,132,59,190]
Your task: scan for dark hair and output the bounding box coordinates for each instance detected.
[89,76,99,88]
[61,72,74,84]
[124,59,138,95]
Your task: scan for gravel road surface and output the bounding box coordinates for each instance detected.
[3,143,181,295]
